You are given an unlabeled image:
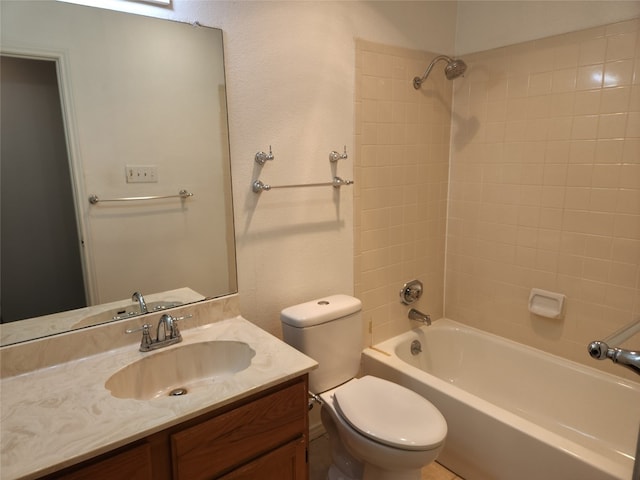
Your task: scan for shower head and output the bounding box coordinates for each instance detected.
[444,58,467,80]
[413,55,467,89]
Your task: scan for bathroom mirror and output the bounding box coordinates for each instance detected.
[0,1,236,346]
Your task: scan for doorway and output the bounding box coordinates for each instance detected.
[1,55,86,322]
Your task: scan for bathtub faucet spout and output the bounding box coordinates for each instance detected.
[408,308,431,326]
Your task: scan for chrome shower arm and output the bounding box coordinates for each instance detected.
[413,55,453,89]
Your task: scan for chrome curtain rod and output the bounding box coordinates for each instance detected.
[88,189,194,205]
[600,318,640,347]
[252,177,353,193]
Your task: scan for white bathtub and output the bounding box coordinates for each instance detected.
[362,318,640,480]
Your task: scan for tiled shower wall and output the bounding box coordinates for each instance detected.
[446,18,640,378]
[354,40,452,346]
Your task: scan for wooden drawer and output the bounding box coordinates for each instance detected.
[171,381,307,479]
[219,437,306,480]
[49,443,152,480]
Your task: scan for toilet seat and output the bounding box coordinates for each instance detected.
[333,376,447,451]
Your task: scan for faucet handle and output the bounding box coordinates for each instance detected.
[125,323,152,334]
[170,314,193,339]
[125,323,153,350]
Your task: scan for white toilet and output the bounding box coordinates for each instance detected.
[281,294,447,480]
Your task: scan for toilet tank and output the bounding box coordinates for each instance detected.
[281,294,362,393]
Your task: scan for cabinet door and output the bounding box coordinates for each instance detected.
[171,380,306,480]
[219,437,307,480]
[50,443,152,480]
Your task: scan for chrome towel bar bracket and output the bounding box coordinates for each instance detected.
[88,189,194,205]
[329,146,348,162]
[252,144,352,193]
[255,145,274,165]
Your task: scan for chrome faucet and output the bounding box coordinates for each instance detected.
[125,313,192,352]
[156,313,178,342]
[408,308,431,326]
[132,291,148,314]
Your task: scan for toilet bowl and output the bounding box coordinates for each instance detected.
[280,295,447,480]
[320,376,446,480]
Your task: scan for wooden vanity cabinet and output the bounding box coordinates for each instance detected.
[170,377,308,479]
[46,443,153,480]
[218,437,307,480]
[44,376,309,480]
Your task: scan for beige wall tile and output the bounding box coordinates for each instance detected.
[356,19,639,382]
[604,59,635,87]
[600,86,632,113]
[447,19,640,382]
[606,32,637,61]
[355,40,448,345]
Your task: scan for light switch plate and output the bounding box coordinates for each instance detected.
[126,165,158,183]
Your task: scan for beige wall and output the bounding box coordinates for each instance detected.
[23,1,640,373]
[455,1,640,55]
[51,0,458,336]
[218,2,457,335]
[446,18,640,379]
[354,40,452,346]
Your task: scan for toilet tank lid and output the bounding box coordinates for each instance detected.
[281,294,362,327]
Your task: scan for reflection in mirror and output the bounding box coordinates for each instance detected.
[0,1,236,346]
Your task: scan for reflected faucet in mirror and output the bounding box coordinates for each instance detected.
[0,1,237,347]
[132,292,148,315]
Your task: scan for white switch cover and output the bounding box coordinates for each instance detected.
[126,165,158,183]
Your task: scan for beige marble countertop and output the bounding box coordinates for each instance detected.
[0,315,317,480]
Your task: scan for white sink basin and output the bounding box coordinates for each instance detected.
[105,341,255,400]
